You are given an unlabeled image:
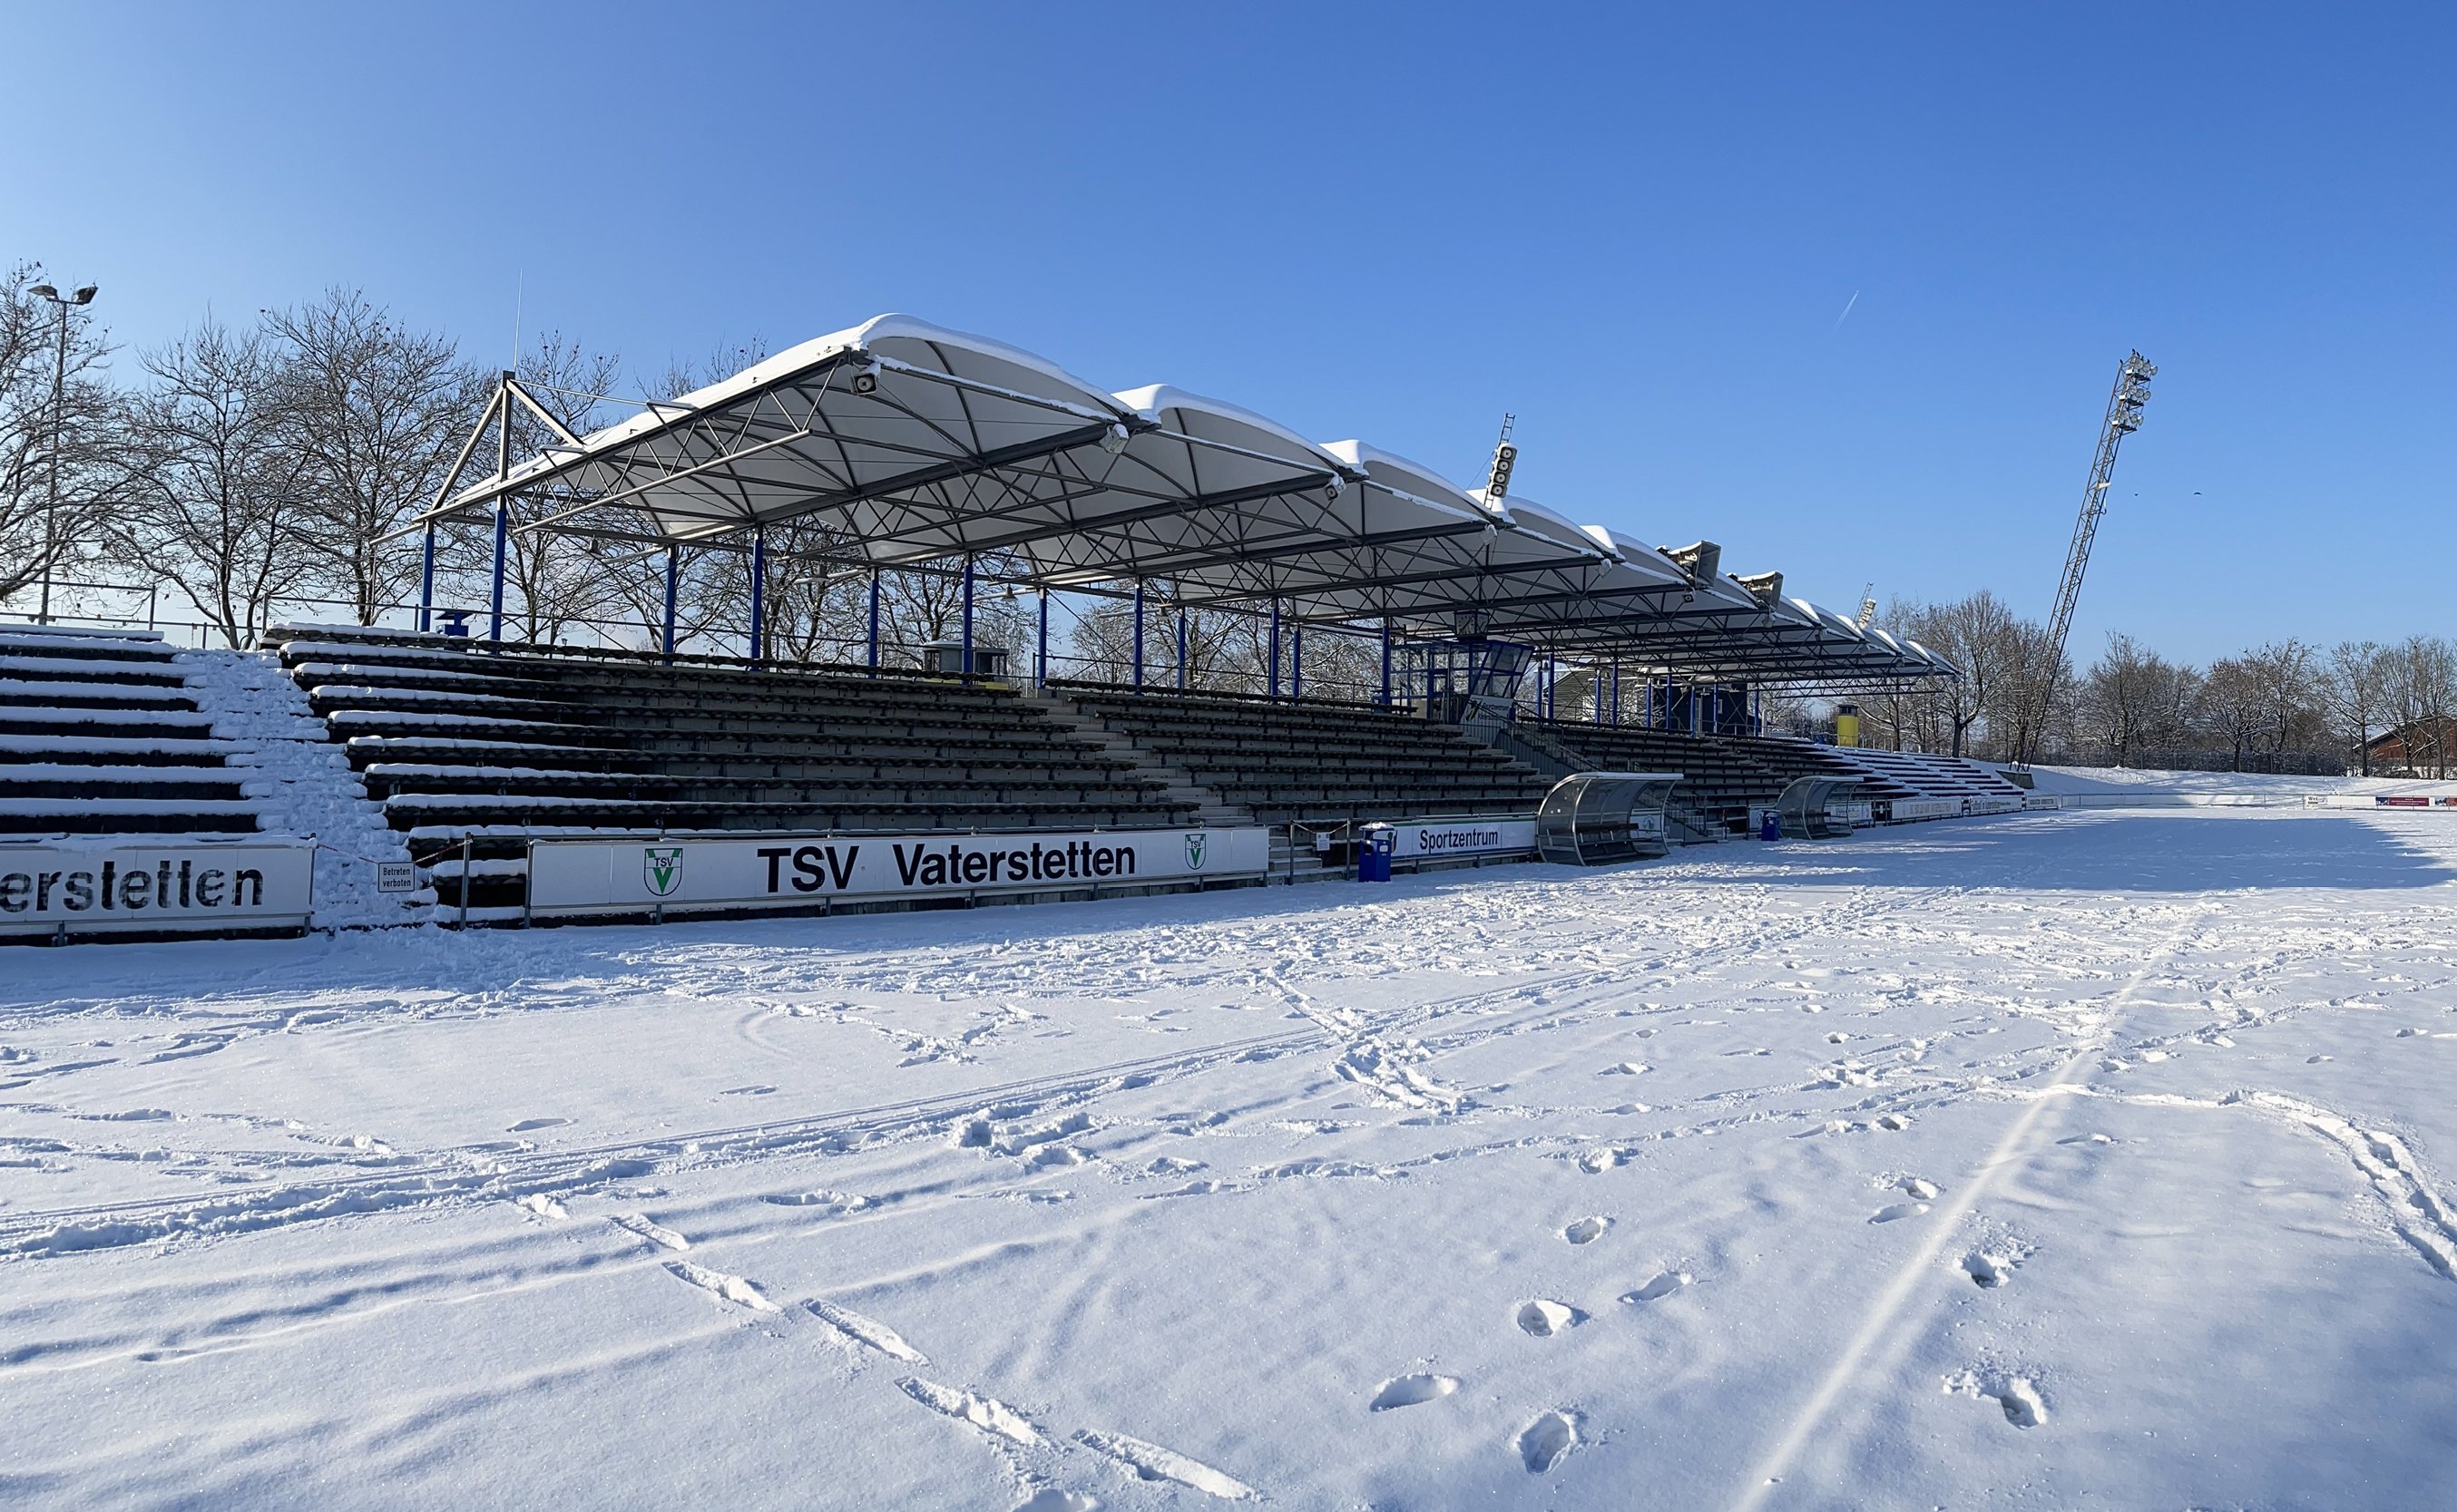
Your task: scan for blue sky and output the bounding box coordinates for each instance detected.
[6,2,2450,663]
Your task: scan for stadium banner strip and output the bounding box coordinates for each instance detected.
[0,836,316,932]
[1382,819,1538,860]
[526,826,1271,916]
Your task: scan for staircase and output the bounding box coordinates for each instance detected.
[1028,687,1341,883]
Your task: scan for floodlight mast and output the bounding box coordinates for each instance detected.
[2011,350,2155,771]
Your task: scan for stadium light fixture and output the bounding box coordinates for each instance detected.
[1098,423,1130,455]
[27,279,99,626]
[849,358,882,395]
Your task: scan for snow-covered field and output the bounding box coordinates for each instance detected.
[5,808,2457,1510]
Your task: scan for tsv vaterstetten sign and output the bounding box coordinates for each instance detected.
[526,826,1270,916]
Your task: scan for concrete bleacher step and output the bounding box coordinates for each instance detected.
[0,627,273,846]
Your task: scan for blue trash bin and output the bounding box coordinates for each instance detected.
[1760,811,1780,842]
[1358,828,1395,882]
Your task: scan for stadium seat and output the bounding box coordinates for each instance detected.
[268,628,1203,912]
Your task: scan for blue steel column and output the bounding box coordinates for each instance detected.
[1378,620,1392,706]
[661,544,680,658]
[866,570,881,671]
[1268,602,1281,699]
[487,503,508,641]
[1036,589,1049,686]
[1176,609,1188,688]
[1610,663,1620,725]
[747,529,766,661]
[417,524,436,633]
[961,557,975,679]
[1131,582,1144,688]
[1292,626,1303,700]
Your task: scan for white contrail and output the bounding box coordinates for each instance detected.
[1830,290,1860,333]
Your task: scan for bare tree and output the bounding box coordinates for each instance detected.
[103,317,318,646]
[2322,640,2392,776]
[268,289,481,624]
[2197,656,2270,771]
[2383,635,2457,778]
[0,265,127,606]
[1908,590,2021,758]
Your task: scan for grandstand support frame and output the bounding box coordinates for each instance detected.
[405,315,1953,689]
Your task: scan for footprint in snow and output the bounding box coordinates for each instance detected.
[1875,1114,1912,1131]
[664,1261,778,1312]
[1516,1410,1580,1473]
[1895,1176,1939,1200]
[1947,1371,2048,1428]
[1623,1271,1691,1303]
[1012,1493,1099,1512]
[1870,1201,1930,1224]
[1962,1250,2018,1288]
[1515,1300,1583,1336]
[609,1214,691,1251]
[508,1117,569,1132]
[1369,1373,1460,1411]
[1562,1215,1611,1245]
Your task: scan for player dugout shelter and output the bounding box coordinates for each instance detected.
[403,315,1954,705]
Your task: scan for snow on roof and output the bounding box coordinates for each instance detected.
[1318,441,1489,516]
[1114,385,1353,477]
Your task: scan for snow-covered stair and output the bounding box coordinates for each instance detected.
[179,649,428,929]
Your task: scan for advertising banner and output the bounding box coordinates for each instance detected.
[0,836,316,934]
[528,826,1270,917]
[1383,818,1539,860]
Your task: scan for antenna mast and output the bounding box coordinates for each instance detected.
[2012,350,2156,771]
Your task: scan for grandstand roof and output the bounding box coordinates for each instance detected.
[418,315,1950,683]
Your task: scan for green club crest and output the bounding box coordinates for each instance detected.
[1185,833,1207,870]
[644,845,683,897]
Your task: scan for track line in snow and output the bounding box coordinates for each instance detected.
[1726,910,2207,1512]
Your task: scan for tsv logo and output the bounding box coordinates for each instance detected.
[644,846,684,896]
[1184,833,1207,870]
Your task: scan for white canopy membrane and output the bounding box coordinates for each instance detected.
[419,315,1952,683]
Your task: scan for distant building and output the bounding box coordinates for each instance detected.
[2365,718,2457,776]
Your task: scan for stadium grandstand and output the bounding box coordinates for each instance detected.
[7,314,2016,935]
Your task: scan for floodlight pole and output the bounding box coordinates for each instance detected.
[661,544,680,658]
[1131,581,1144,688]
[748,528,766,661]
[29,282,96,625]
[866,569,881,671]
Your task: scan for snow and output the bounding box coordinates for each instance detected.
[4,808,2456,1508]
[178,649,426,930]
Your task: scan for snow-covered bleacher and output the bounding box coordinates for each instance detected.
[1824,745,2027,815]
[0,626,261,835]
[270,628,1203,913]
[1056,683,1553,827]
